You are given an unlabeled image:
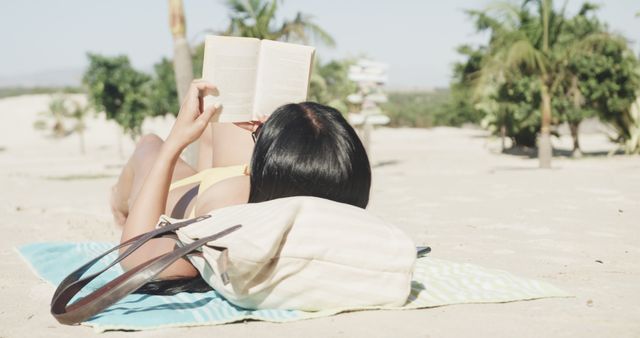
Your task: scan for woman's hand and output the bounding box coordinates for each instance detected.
[166,80,221,152]
[233,114,268,133]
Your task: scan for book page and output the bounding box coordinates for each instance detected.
[253,40,315,118]
[202,35,260,122]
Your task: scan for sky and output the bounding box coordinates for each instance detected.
[2,0,639,88]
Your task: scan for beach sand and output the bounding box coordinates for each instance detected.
[1,94,639,337]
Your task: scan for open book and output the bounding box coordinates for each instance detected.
[202,35,316,123]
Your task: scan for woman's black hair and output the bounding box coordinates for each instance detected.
[134,276,213,295]
[136,102,370,295]
[249,102,371,208]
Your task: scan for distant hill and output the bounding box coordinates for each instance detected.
[385,85,444,93]
[0,87,82,99]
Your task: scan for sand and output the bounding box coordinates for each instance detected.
[1,94,639,337]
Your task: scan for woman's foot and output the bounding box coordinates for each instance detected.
[110,184,129,227]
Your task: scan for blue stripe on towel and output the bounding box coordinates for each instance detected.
[17,242,569,333]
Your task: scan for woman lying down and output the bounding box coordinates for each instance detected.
[109,79,373,294]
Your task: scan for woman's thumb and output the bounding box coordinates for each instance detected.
[199,103,221,124]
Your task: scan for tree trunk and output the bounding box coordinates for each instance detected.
[569,76,584,158]
[53,121,65,138]
[569,121,582,158]
[169,0,198,166]
[539,84,552,168]
[500,124,506,152]
[539,1,552,168]
[169,0,193,102]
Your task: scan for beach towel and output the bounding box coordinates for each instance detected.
[17,242,570,333]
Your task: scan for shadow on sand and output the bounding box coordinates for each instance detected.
[372,160,401,168]
[499,146,625,159]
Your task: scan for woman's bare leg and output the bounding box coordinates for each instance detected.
[196,123,214,171]
[197,123,255,170]
[110,134,198,226]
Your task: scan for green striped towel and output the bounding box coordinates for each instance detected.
[17,242,570,333]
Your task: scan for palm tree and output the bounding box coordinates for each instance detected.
[69,100,89,155]
[471,0,620,167]
[34,95,89,154]
[471,0,562,168]
[223,0,335,47]
[169,0,194,102]
[169,0,197,165]
[45,95,68,138]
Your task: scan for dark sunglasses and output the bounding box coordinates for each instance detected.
[251,123,263,143]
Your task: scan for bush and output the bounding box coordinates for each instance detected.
[382,89,480,128]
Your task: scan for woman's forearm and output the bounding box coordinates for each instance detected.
[118,140,203,278]
[118,80,220,276]
[120,142,182,244]
[118,141,187,275]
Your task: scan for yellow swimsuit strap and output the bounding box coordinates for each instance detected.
[169,164,248,192]
[169,164,248,219]
[196,164,248,196]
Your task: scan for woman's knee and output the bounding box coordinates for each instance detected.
[136,134,163,149]
[138,134,164,145]
[130,134,164,169]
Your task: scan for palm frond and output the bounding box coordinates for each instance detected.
[505,39,538,70]
[220,0,333,45]
[578,2,600,16]
[548,0,568,47]
[280,12,335,47]
[466,8,508,33]
[224,0,250,18]
[298,16,336,47]
[482,1,522,30]
[569,31,627,56]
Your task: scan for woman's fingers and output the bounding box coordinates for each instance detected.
[234,112,268,132]
[233,121,261,132]
[193,79,219,97]
[197,103,222,126]
[233,122,252,130]
[168,80,222,150]
[181,80,218,118]
[194,81,217,117]
[185,80,218,103]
